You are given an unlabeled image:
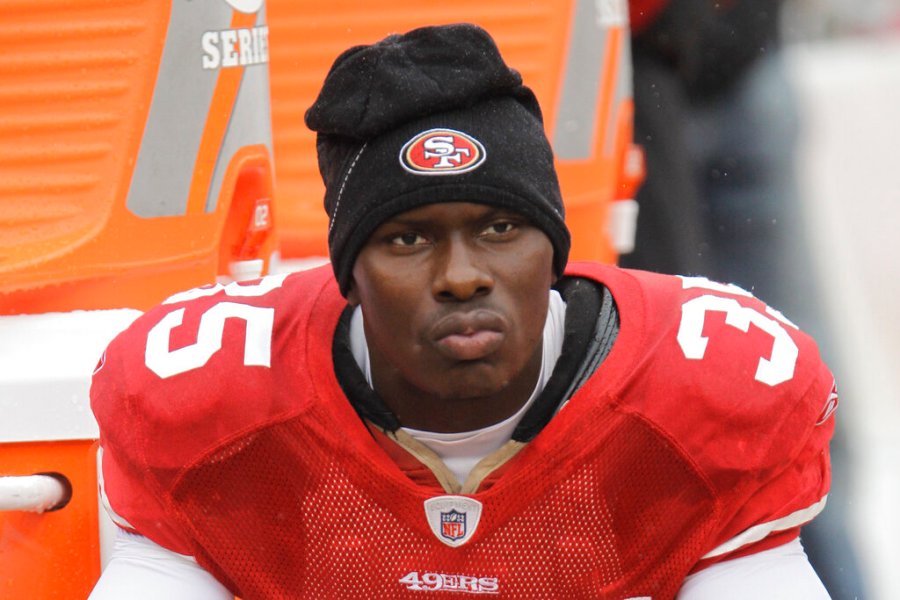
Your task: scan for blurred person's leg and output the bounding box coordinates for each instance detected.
[684,53,805,316]
[685,52,867,600]
[619,50,712,276]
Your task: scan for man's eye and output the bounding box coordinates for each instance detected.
[391,232,427,246]
[483,222,516,236]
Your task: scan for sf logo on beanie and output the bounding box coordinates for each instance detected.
[400,128,486,175]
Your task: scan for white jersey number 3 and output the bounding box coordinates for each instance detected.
[676,277,799,386]
[144,275,287,379]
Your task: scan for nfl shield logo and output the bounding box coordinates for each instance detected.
[424,496,483,547]
[440,509,467,542]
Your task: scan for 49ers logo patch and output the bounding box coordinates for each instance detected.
[400,128,486,175]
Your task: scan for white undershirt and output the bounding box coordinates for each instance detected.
[349,289,567,484]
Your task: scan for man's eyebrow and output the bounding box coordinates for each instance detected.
[380,215,431,227]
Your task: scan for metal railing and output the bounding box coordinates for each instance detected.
[0,474,71,513]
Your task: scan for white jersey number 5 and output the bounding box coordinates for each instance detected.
[676,277,799,386]
[144,275,287,379]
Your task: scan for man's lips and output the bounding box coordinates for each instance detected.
[430,310,506,361]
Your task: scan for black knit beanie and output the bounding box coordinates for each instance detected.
[305,23,571,296]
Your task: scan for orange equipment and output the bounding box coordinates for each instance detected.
[267,0,644,266]
[0,1,277,316]
[1,2,274,598]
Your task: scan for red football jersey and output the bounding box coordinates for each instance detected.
[91,262,834,599]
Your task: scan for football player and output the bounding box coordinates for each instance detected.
[89,24,835,599]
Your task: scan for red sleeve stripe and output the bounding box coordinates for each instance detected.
[701,495,828,559]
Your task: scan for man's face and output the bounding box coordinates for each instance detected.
[348,202,556,431]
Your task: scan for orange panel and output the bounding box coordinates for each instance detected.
[0,440,100,599]
[0,1,169,312]
[0,2,276,315]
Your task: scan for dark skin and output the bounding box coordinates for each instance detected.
[347,202,557,433]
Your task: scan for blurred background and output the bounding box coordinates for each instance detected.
[623,0,900,597]
[787,2,900,598]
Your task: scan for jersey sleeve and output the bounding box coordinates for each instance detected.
[90,270,333,555]
[92,333,195,554]
[692,372,834,570]
[90,285,256,555]
[626,273,837,570]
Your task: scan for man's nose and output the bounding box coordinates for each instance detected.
[432,236,493,302]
